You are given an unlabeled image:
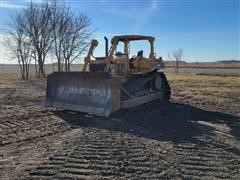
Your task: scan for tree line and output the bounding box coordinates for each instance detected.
[5,0,92,79]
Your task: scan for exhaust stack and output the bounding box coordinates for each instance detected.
[104,36,108,57]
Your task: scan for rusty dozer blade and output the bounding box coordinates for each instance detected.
[44,72,121,116]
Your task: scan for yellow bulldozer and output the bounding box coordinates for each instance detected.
[44,35,171,116]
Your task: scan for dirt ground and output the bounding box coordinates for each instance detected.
[0,73,240,179]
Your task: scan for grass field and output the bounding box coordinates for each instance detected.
[167,73,240,116]
[166,63,240,69]
[1,63,239,79]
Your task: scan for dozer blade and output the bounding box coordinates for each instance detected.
[44,72,121,116]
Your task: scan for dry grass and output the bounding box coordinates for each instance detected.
[167,73,240,116]
[166,63,240,69]
[0,76,21,83]
[0,75,40,83]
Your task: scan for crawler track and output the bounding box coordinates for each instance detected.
[121,71,171,100]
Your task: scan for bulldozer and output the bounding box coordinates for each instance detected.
[44,35,171,116]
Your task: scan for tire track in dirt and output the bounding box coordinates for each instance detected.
[0,105,72,146]
[173,136,240,179]
[1,128,82,180]
[21,128,240,179]
[23,128,174,179]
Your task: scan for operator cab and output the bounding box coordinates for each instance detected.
[84,35,164,75]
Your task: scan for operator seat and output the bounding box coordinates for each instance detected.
[137,50,143,57]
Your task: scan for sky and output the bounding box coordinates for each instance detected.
[0,0,239,64]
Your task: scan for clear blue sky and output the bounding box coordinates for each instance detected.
[0,0,239,63]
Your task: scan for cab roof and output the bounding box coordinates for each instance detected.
[111,35,155,43]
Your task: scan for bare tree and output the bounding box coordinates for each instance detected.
[51,1,92,71]
[5,0,92,78]
[6,14,33,80]
[168,48,184,73]
[23,1,54,77]
[51,1,65,71]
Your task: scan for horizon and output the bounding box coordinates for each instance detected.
[0,0,239,64]
[1,59,240,65]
